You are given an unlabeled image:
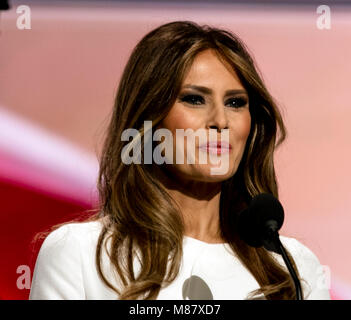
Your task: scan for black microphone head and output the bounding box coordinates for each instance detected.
[237,193,284,248]
[0,1,10,10]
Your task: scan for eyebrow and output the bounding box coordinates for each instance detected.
[182,84,248,97]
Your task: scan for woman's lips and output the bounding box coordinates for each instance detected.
[198,141,232,155]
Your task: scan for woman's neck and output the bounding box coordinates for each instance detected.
[153,165,224,243]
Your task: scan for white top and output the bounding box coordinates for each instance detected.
[29,219,331,300]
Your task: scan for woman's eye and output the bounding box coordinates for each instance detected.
[226,97,248,108]
[179,94,248,108]
[179,94,205,105]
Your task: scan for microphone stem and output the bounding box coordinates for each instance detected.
[275,235,303,300]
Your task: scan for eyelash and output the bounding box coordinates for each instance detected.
[178,94,248,109]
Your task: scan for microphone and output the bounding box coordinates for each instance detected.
[237,193,303,300]
[0,1,10,10]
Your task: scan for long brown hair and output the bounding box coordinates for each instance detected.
[35,21,305,300]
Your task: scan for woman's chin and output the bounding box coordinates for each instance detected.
[161,162,236,184]
[187,165,235,183]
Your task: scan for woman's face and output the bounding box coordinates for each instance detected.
[159,49,251,183]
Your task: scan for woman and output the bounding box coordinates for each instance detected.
[29,21,330,300]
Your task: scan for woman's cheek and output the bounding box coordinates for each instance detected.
[164,106,201,134]
[234,111,251,142]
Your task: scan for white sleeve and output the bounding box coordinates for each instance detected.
[282,237,331,300]
[29,224,85,300]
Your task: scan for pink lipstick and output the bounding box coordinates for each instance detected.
[199,141,232,155]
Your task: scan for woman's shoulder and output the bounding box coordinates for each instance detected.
[278,235,331,300]
[279,235,324,271]
[279,235,317,258]
[38,217,108,256]
[46,217,106,238]
[29,217,110,299]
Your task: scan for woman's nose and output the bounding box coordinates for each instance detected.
[206,104,229,131]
